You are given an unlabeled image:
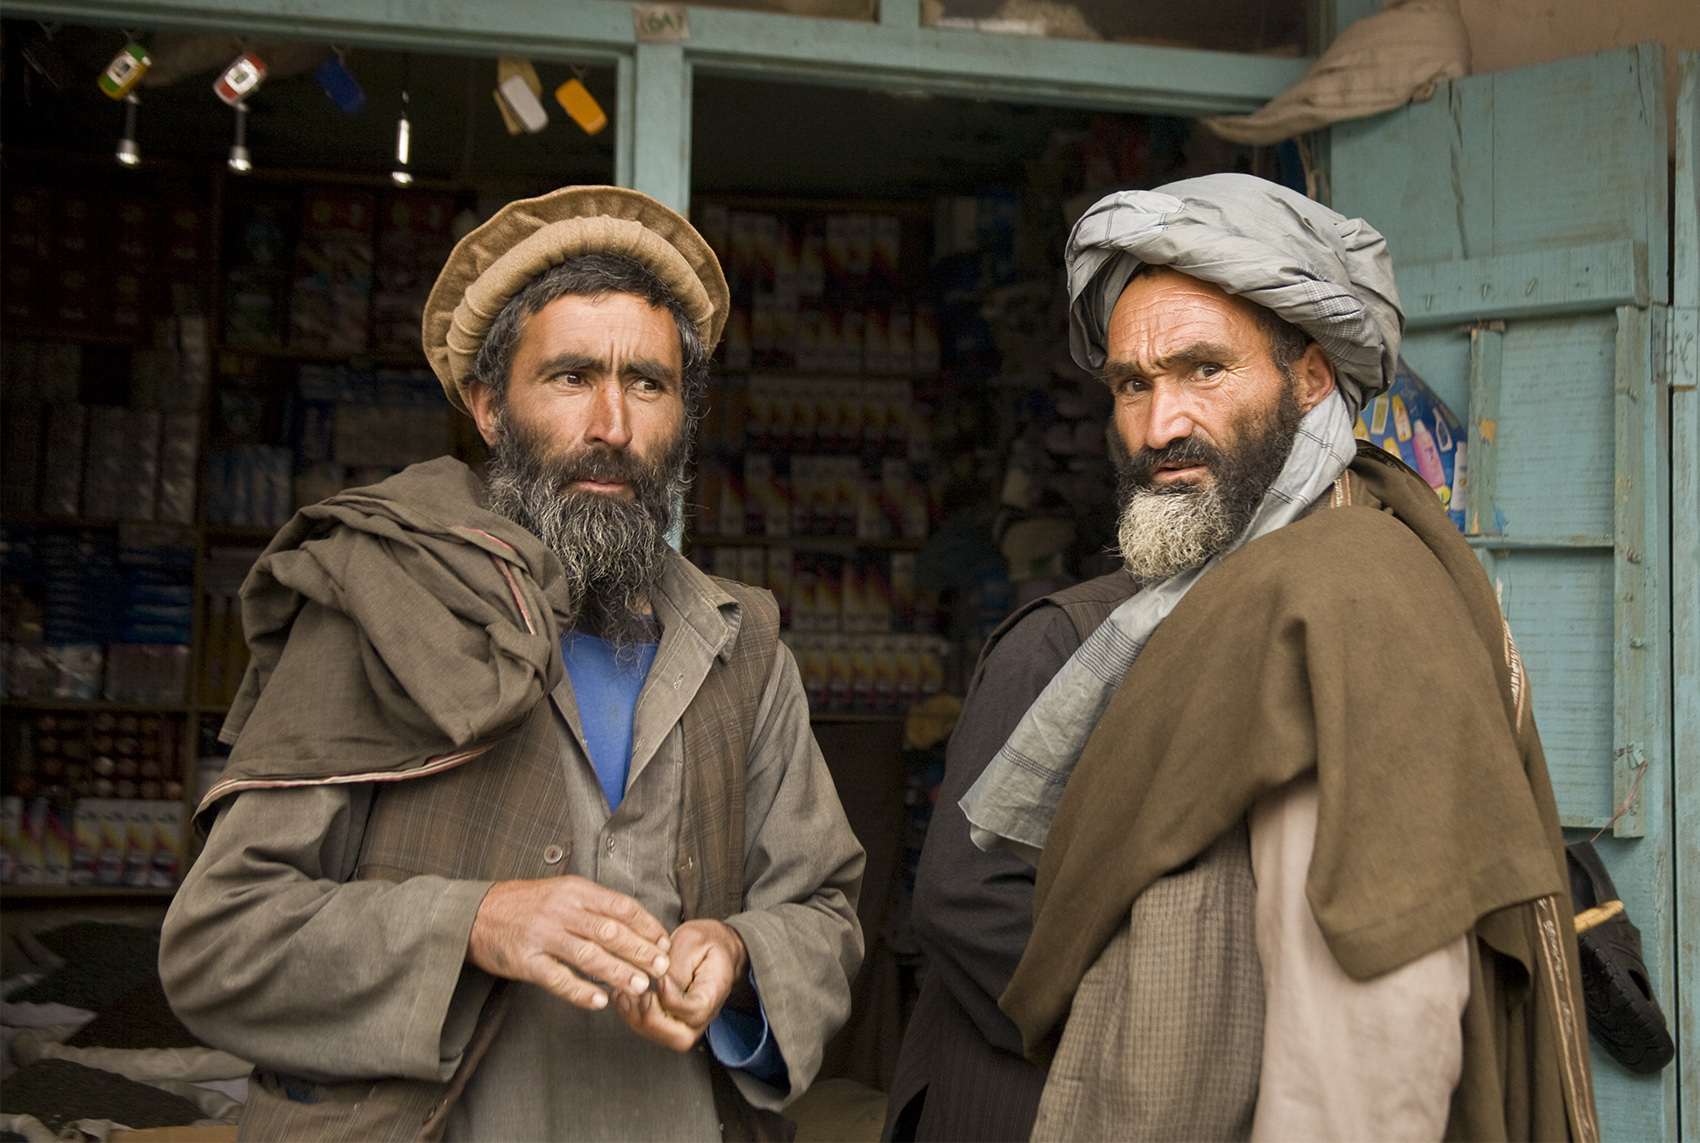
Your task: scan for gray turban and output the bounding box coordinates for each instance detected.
[1066,173,1402,413]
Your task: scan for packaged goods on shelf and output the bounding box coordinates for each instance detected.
[205,445,292,529]
[39,404,87,518]
[289,188,376,353]
[103,644,190,705]
[373,191,456,353]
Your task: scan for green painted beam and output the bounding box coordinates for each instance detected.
[4,0,1308,116]
[1398,241,1649,331]
[632,43,691,214]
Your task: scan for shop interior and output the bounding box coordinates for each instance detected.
[0,15,1304,1135]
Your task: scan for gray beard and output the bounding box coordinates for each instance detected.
[1115,480,1245,583]
[1113,377,1303,582]
[483,408,686,647]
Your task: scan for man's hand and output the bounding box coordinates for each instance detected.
[469,877,671,1012]
[612,919,748,1052]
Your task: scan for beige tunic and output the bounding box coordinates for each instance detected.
[161,558,865,1141]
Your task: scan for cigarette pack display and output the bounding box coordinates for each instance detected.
[290,189,375,353]
[123,800,153,886]
[120,409,162,521]
[39,404,86,517]
[872,215,902,287]
[2,403,42,516]
[97,798,128,885]
[103,643,189,705]
[711,546,741,582]
[150,800,182,887]
[81,406,128,519]
[0,797,20,883]
[739,547,765,591]
[41,798,71,884]
[851,640,876,709]
[71,799,101,885]
[13,798,47,884]
[42,644,103,701]
[766,549,793,626]
[155,413,199,525]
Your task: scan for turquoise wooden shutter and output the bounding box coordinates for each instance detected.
[1331,45,1679,1141]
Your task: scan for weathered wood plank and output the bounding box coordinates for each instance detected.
[1489,47,1662,259]
[1611,306,1650,837]
[1,0,1308,117]
[1495,315,1617,541]
[1399,241,1649,330]
[1671,52,1699,1138]
[1498,549,1615,825]
[1464,325,1504,538]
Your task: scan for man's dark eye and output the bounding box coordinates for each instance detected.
[1197,362,1223,378]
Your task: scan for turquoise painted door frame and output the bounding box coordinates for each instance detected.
[1672,51,1698,1143]
[1330,41,1687,1143]
[3,0,1309,214]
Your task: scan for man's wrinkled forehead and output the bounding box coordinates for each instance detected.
[1101,266,1274,376]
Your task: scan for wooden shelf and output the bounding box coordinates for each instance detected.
[201,525,280,546]
[0,884,177,901]
[1,699,203,714]
[216,342,429,368]
[688,533,926,550]
[1,325,145,347]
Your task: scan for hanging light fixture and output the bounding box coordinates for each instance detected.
[391,55,413,185]
[228,100,252,173]
[389,91,413,185]
[116,92,141,166]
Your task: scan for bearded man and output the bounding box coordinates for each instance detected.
[892,173,1597,1143]
[160,187,864,1142]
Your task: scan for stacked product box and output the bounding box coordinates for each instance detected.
[0,710,186,886]
[372,192,457,353]
[292,364,452,507]
[697,204,939,376]
[1,182,206,335]
[289,188,376,353]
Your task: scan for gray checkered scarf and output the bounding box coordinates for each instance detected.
[961,174,1402,861]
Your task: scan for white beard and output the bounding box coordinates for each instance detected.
[1115,481,1239,582]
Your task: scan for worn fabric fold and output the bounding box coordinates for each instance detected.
[962,174,1402,859]
[961,389,1358,859]
[205,457,573,817]
[999,448,1593,1141]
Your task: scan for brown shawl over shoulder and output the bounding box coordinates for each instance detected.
[202,457,572,819]
[1007,446,1596,1141]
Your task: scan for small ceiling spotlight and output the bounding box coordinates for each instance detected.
[392,88,413,186]
[116,92,141,167]
[228,100,252,173]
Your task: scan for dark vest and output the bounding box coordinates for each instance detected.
[239,580,781,1142]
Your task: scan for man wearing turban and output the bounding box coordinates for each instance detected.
[160,187,864,1141]
[890,173,1595,1142]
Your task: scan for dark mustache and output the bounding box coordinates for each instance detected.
[546,447,665,491]
[1126,436,1223,487]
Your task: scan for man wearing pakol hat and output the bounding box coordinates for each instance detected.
[900,173,1596,1142]
[160,187,865,1141]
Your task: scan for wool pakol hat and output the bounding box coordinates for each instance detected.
[422,185,730,414]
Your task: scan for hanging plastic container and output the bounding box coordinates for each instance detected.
[1354,358,1468,531]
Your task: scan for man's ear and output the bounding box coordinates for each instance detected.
[1293,343,1337,414]
[466,382,501,447]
